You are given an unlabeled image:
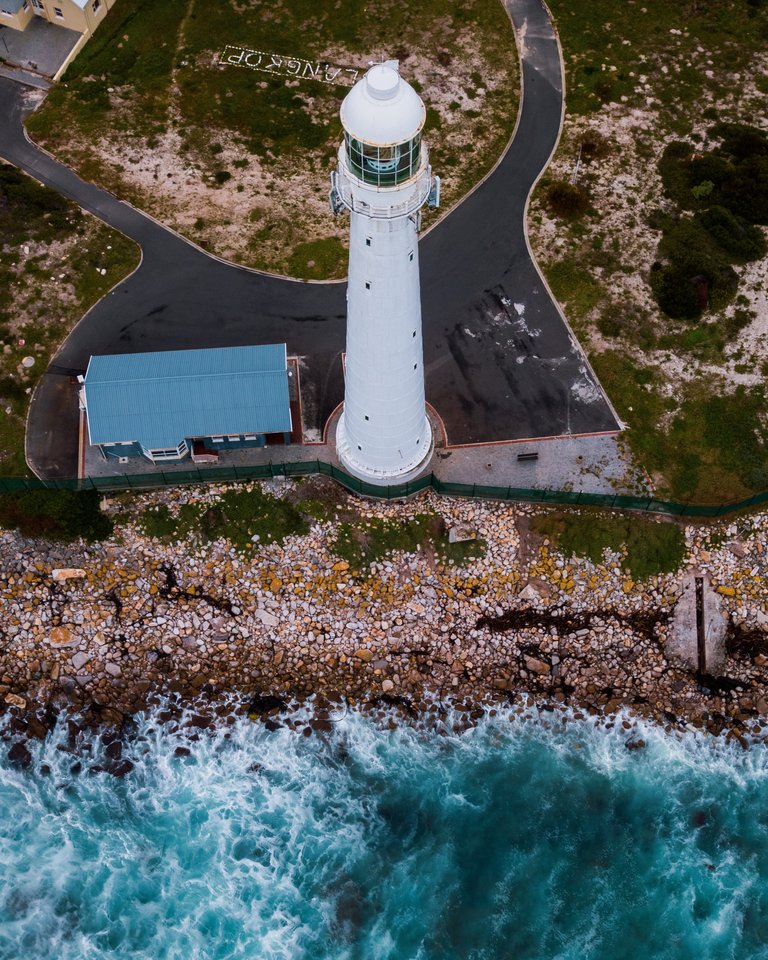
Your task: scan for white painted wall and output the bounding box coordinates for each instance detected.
[336,205,432,481]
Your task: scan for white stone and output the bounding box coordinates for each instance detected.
[105,662,122,677]
[51,568,86,581]
[255,609,279,628]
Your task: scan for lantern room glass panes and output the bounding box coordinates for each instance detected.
[345,133,421,186]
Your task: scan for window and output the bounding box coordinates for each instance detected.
[0,9,11,16]
[243,434,257,441]
[226,435,239,442]
[364,281,371,290]
[409,251,414,262]
[22,0,29,10]
[364,415,369,421]
[212,436,224,443]
[357,445,362,451]
[365,237,371,247]
[53,6,63,16]
[412,331,416,338]
[92,0,100,10]
[414,363,418,370]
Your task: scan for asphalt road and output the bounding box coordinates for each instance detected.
[0,0,620,480]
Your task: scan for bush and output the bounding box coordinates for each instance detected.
[0,489,112,542]
[545,180,590,219]
[698,205,767,261]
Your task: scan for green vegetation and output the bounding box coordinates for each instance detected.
[531,508,686,580]
[545,180,591,220]
[548,0,768,119]
[546,259,605,323]
[0,489,112,542]
[138,486,308,552]
[539,1,768,505]
[332,513,486,569]
[592,352,768,503]
[0,165,139,476]
[652,125,768,319]
[286,238,348,281]
[26,0,518,277]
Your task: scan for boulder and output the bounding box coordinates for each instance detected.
[49,626,75,646]
[255,609,279,628]
[524,655,550,675]
[51,568,86,582]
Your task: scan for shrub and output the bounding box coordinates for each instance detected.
[545,180,590,219]
[213,170,231,185]
[698,205,767,261]
[0,489,112,542]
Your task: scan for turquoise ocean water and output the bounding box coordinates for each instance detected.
[2,703,768,960]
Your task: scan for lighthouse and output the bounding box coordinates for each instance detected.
[330,61,440,485]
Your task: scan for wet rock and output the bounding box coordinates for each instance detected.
[7,742,32,768]
[524,656,551,676]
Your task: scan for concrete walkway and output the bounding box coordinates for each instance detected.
[0,19,79,78]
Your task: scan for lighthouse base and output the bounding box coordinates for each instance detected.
[336,413,433,487]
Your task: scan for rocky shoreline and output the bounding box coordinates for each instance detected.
[2,481,768,760]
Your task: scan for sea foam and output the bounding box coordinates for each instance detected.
[1,702,767,959]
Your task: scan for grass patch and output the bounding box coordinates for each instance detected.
[285,237,347,280]
[592,350,768,503]
[0,165,139,476]
[531,508,685,580]
[546,258,604,321]
[138,485,308,552]
[332,512,486,569]
[0,489,113,542]
[548,0,767,118]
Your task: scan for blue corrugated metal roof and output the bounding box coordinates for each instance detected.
[85,345,291,449]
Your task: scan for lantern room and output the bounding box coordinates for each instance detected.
[340,61,427,188]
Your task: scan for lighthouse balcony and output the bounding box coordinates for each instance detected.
[334,152,433,219]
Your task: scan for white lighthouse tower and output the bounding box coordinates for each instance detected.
[331,61,440,485]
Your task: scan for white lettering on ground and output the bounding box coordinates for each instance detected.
[219,46,360,87]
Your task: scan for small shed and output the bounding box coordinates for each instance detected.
[83,344,292,463]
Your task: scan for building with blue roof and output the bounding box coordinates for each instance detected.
[83,344,293,464]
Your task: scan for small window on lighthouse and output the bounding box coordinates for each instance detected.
[357,444,362,450]
[364,415,369,421]
[365,237,372,247]
[365,281,371,290]
[414,363,418,370]
[412,331,416,338]
[409,251,414,262]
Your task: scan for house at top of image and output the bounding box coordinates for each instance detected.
[0,0,113,36]
[0,0,115,80]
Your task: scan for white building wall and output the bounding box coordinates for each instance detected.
[336,208,432,480]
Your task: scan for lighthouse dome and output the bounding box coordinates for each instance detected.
[341,63,426,146]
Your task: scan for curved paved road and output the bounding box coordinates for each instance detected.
[0,0,619,479]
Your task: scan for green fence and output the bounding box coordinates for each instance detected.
[2,460,768,519]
